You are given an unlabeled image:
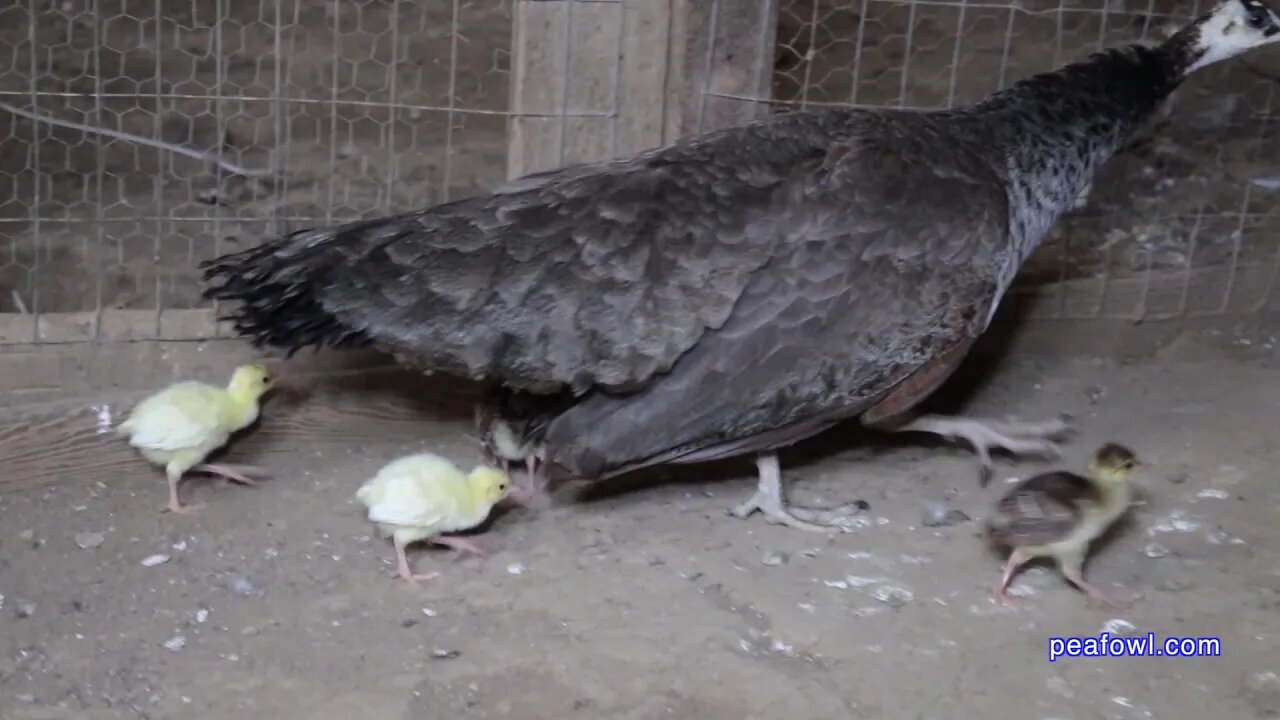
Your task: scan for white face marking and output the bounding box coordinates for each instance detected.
[1187,0,1280,72]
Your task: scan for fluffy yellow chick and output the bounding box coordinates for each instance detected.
[117,363,274,515]
[987,442,1141,609]
[355,452,511,584]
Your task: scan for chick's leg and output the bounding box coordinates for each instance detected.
[993,548,1031,606]
[162,467,204,515]
[195,463,269,486]
[890,414,1073,485]
[393,538,440,584]
[729,453,867,533]
[433,535,489,558]
[1061,555,1127,609]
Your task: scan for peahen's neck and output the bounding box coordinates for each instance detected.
[971,43,1186,258]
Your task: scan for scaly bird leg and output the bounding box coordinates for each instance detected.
[162,470,204,515]
[433,534,489,558]
[729,453,868,533]
[890,414,1073,485]
[993,548,1031,606]
[393,537,440,585]
[1062,558,1128,610]
[195,463,270,486]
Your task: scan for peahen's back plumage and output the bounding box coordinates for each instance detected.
[203,8,1252,484]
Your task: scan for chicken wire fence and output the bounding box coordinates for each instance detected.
[1,0,1278,349]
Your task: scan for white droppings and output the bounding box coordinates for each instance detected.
[92,404,113,434]
[1101,618,1137,636]
[1196,488,1229,499]
[506,562,524,575]
[140,554,170,567]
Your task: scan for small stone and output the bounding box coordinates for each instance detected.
[431,649,461,660]
[872,585,913,608]
[140,553,170,567]
[921,501,970,527]
[1143,543,1170,558]
[163,636,186,651]
[74,532,105,549]
[761,551,788,567]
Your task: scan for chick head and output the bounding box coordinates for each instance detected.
[227,363,275,403]
[1090,442,1141,484]
[468,465,512,505]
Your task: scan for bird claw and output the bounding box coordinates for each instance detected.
[896,414,1074,486]
[163,502,205,515]
[729,491,864,534]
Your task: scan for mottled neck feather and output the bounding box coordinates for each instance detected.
[965,41,1188,271]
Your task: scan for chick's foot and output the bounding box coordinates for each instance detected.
[393,540,440,585]
[728,453,867,533]
[892,413,1073,485]
[434,535,489,558]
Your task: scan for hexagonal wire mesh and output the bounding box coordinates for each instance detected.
[0,0,523,344]
[3,0,1278,349]
[726,0,1280,322]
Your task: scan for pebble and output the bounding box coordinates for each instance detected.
[761,551,788,566]
[921,501,970,527]
[140,554,170,567]
[163,636,186,651]
[74,532,105,550]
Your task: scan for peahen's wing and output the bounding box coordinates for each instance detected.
[201,112,861,394]
[542,118,1018,478]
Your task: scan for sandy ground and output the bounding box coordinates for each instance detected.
[1,324,1279,719]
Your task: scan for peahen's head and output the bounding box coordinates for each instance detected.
[1176,0,1280,73]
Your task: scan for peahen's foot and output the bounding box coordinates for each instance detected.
[891,414,1073,485]
[728,453,868,533]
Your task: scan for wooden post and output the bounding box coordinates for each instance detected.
[505,0,778,180]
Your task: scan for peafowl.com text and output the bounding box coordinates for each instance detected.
[1048,633,1222,662]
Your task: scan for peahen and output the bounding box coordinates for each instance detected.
[202,0,1280,532]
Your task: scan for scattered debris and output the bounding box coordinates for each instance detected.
[1084,384,1106,404]
[74,532,105,550]
[761,551,788,567]
[140,553,171,567]
[1196,488,1229,500]
[163,636,187,651]
[921,500,970,527]
[422,608,438,618]
[195,609,209,624]
[1143,542,1170,558]
[431,649,461,660]
[1146,510,1200,535]
[172,540,189,552]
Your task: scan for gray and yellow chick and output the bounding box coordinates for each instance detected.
[987,442,1141,608]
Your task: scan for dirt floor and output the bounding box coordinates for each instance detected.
[1,322,1279,719]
